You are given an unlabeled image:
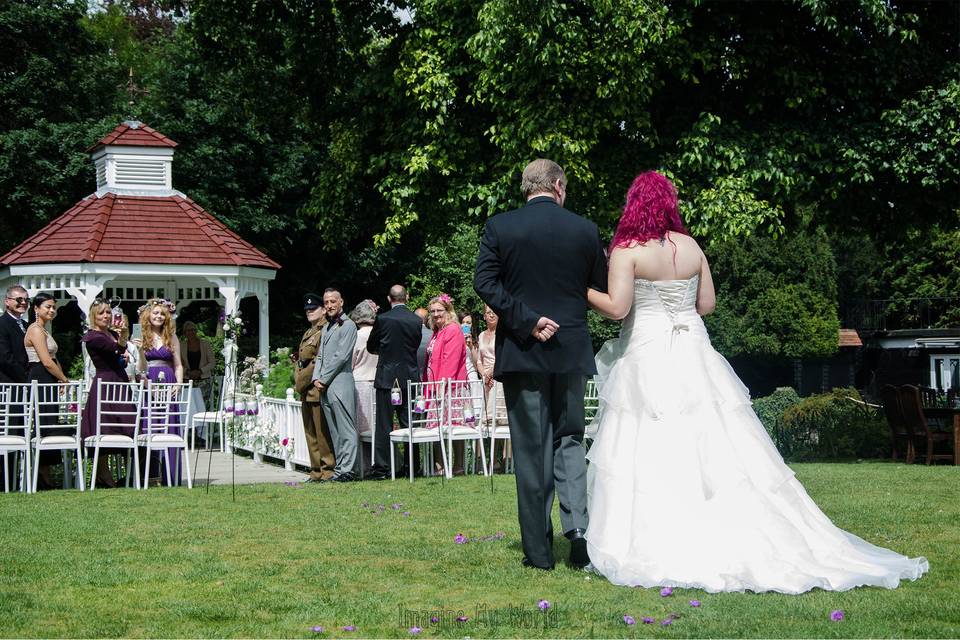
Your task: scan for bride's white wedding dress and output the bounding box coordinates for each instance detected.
[585,276,928,594]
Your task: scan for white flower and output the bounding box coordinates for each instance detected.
[223,324,230,332]
[234,317,242,325]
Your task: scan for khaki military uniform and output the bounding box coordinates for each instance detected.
[296,321,335,480]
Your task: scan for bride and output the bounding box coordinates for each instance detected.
[584,171,928,594]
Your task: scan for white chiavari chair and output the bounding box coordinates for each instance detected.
[391,379,448,482]
[139,381,193,489]
[31,381,85,491]
[444,379,488,478]
[485,381,512,475]
[0,383,34,493]
[583,378,601,449]
[355,380,376,478]
[85,379,143,490]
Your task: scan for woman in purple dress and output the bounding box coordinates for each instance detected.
[135,299,184,485]
[80,300,131,487]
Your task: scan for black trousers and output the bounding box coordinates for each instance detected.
[374,387,410,473]
[501,372,588,568]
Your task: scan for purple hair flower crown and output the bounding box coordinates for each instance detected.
[137,298,177,315]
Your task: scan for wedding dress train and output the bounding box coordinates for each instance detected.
[585,276,928,594]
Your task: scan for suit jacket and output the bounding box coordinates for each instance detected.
[312,315,357,406]
[474,195,607,377]
[366,303,422,390]
[0,312,28,383]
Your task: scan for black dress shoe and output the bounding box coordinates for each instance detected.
[303,476,328,484]
[567,535,591,569]
[366,473,389,481]
[330,474,357,483]
[521,557,555,571]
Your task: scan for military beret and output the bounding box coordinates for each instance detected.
[303,293,322,310]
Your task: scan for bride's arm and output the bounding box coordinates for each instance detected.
[696,248,717,315]
[587,248,635,320]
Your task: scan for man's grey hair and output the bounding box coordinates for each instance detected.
[388,284,408,303]
[521,159,566,199]
[349,300,378,326]
[5,284,27,297]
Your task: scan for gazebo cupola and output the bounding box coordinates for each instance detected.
[89,121,179,197]
[0,121,280,375]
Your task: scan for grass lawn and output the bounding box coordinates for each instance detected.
[0,462,956,638]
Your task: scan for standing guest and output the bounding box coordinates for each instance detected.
[24,293,71,489]
[414,307,431,380]
[179,321,215,401]
[312,288,359,482]
[350,299,379,467]
[80,300,130,488]
[478,304,509,471]
[474,158,607,571]
[366,285,423,480]
[295,294,335,483]
[135,298,184,485]
[0,285,29,488]
[425,293,468,474]
[0,285,29,383]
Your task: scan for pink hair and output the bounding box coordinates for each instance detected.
[610,171,689,253]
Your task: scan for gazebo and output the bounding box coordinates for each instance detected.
[0,121,280,371]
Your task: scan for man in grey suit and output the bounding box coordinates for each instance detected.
[312,287,359,482]
[474,159,607,571]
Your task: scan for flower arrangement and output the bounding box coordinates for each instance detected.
[237,356,268,394]
[221,310,243,341]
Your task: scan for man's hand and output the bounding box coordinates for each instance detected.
[532,317,559,342]
[313,379,327,393]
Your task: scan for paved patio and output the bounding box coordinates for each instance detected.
[189,451,308,485]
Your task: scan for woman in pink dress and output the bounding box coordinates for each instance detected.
[425,293,468,474]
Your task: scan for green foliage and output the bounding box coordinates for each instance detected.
[752,386,802,452]
[881,224,960,328]
[408,222,484,314]
[780,388,890,461]
[706,228,840,358]
[261,347,295,399]
[587,311,620,353]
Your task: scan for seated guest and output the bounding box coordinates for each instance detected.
[426,293,468,474]
[350,299,379,447]
[80,300,131,488]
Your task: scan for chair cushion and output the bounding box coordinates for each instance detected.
[84,435,135,445]
[0,435,27,446]
[138,434,186,445]
[34,435,79,445]
[192,411,223,424]
[445,425,483,437]
[390,427,439,441]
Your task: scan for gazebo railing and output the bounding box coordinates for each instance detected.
[224,388,311,470]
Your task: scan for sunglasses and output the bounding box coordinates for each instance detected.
[6,296,28,305]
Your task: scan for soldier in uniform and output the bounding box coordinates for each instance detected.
[295,293,336,482]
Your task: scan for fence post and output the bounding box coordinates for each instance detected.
[285,388,296,471]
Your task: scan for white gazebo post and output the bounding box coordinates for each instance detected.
[256,290,270,366]
[219,284,239,397]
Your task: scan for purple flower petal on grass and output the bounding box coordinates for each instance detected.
[342,625,356,632]
[454,533,468,544]
[661,618,673,626]
[402,511,410,517]
[392,503,402,510]
[310,626,324,633]
[538,599,551,611]
[689,600,701,608]
[830,610,845,622]
[456,616,469,622]
[430,616,439,624]
[642,617,655,624]
[623,615,636,626]
[660,587,673,597]
[409,627,422,634]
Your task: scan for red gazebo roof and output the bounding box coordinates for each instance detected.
[0,193,280,269]
[87,122,179,151]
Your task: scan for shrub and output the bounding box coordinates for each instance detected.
[752,387,801,453]
[780,387,889,461]
[261,347,295,399]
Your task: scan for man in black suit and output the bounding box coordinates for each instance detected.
[474,159,607,571]
[366,284,424,480]
[0,285,29,383]
[0,285,30,489]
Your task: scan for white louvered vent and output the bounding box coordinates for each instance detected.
[95,158,107,189]
[114,158,167,186]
